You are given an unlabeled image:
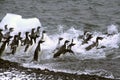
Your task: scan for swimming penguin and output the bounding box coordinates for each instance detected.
[52,37,63,53]
[66,39,75,55]
[85,37,103,51]
[0,36,12,57]
[53,40,69,58]
[82,31,93,45]
[33,40,45,61]
[0,29,3,43]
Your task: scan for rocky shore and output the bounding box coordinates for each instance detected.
[0,59,115,80]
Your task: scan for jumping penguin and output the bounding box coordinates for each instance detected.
[66,39,75,55]
[85,37,103,51]
[53,40,69,58]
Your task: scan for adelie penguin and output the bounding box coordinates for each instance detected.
[4,25,8,31]
[24,32,31,52]
[82,31,93,45]
[0,29,3,43]
[0,36,12,57]
[16,32,22,46]
[35,26,41,38]
[66,39,75,55]
[33,40,45,61]
[10,35,18,55]
[29,28,37,44]
[85,37,103,51]
[40,30,46,41]
[52,37,63,53]
[53,40,69,58]
[3,27,14,44]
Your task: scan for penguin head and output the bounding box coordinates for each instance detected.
[32,28,35,31]
[18,32,21,35]
[42,30,46,33]
[65,40,69,44]
[25,32,29,35]
[37,26,41,30]
[59,37,63,41]
[4,25,8,30]
[9,28,14,32]
[14,35,18,38]
[39,40,45,43]
[97,37,103,40]
[0,29,3,32]
[84,31,88,35]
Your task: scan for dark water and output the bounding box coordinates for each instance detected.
[0,0,120,31]
[0,0,120,79]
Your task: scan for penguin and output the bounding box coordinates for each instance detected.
[40,30,46,41]
[23,32,30,45]
[82,31,93,45]
[52,37,63,53]
[10,35,18,55]
[85,37,103,51]
[23,32,31,52]
[0,29,3,43]
[35,26,41,37]
[0,36,12,57]
[65,39,75,55]
[3,27,14,43]
[16,32,22,46]
[4,25,8,31]
[29,28,37,44]
[53,40,69,58]
[9,27,14,32]
[33,40,45,61]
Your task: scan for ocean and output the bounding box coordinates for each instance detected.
[0,0,120,80]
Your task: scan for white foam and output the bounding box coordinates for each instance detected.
[107,24,118,35]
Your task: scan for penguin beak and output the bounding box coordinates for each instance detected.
[41,40,45,43]
[59,37,63,40]
[98,37,103,40]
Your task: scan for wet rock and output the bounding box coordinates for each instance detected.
[0,59,114,80]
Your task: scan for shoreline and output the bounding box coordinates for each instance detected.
[0,58,114,80]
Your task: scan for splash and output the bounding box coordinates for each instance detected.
[0,13,120,79]
[107,24,118,35]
